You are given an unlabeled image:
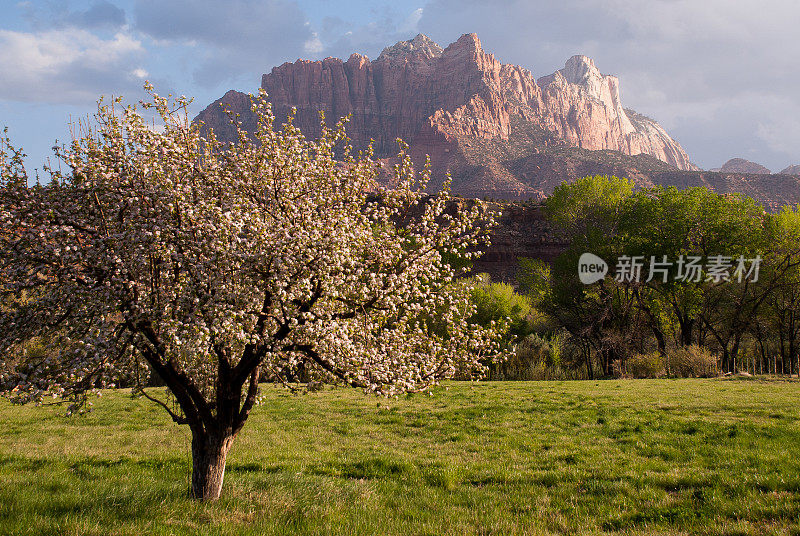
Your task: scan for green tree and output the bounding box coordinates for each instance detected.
[546,176,641,376]
[543,177,794,375]
[763,206,800,374]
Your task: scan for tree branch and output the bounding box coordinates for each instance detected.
[286,343,366,389]
[233,365,260,436]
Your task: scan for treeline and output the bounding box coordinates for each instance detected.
[471,175,800,379]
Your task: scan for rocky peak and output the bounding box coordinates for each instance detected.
[541,55,623,111]
[719,158,771,174]
[561,55,602,91]
[377,33,443,62]
[778,164,800,176]
[346,53,370,67]
[447,33,483,53]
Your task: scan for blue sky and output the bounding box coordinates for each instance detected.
[1,0,799,174]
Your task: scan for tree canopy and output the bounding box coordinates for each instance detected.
[541,176,800,377]
[0,87,503,500]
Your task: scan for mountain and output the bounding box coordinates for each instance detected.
[195,33,800,209]
[779,165,800,176]
[717,158,771,174]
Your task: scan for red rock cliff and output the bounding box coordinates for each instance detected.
[196,33,710,200]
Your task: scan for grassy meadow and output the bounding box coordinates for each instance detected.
[1,378,800,535]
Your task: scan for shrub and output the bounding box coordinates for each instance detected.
[470,274,534,341]
[625,352,665,378]
[666,345,718,378]
[493,333,564,380]
[517,333,557,365]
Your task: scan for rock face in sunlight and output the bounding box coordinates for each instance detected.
[196,33,800,207]
[536,54,695,171]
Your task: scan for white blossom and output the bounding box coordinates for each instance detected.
[0,87,505,417]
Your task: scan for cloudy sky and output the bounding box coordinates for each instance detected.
[1,0,799,174]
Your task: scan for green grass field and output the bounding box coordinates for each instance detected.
[1,379,799,535]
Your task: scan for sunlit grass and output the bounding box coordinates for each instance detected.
[2,378,800,535]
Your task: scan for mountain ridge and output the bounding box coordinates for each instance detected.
[195,33,800,209]
[196,33,695,170]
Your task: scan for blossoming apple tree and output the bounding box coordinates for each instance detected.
[0,87,502,500]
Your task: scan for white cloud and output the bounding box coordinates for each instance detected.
[304,33,324,54]
[399,7,423,34]
[0,28,146,103]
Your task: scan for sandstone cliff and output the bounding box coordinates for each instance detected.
[536,56,695,170]
[195,33,800,209]
[196,34,696,178]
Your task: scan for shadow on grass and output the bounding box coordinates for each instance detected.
[312,456,416,480]
[0,455,192,528]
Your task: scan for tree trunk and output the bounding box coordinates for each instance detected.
[678,317,694,347]
[755,325,766,375]
[652,326,666,355]
[190,432,234,501]
[720,347,730,374]
[584,342,594,380]
[731,334,742,374]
